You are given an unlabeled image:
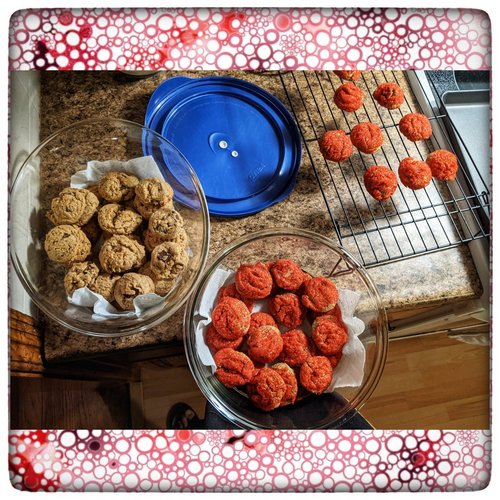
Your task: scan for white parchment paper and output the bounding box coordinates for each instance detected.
[70,156,164,188]
[195,268,366,391]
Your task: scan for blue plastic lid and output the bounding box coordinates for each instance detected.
[144,76,302,217]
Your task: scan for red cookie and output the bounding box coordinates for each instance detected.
[214,348,255,388]
[248,312,278,336]
[299,356,333,395]
[235,262,273,299]
[334,70,361,81]
[399,113,432,142]
[373,82,404,110]
[247,325,284,364]
[218,283,254,312]
[318,130,353,163]
[334,83,364,112]
[312,303,344,325]
[350,122,384,154]
[211,297,251,340]
[270,258,306,292]
[312,315,348,356]
[205,323,244,352]
[247,367,286,411]
[301,277,339,313]
[398,157,433,190]
[426,149,459,181]
[363,165,398,202]
[272,363,298,406]
[269,293,306,328]
[279,329,314,367]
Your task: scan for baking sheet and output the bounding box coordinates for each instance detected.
[442,89,491,214]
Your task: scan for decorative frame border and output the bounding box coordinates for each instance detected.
[8,430,492,492]
[8,7,491,492]
[9,8,491,71]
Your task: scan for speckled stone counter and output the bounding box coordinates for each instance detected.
[38,71,483,361]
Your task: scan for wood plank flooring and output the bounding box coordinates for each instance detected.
[10,378,131,429]
[139,366,207,428]
[9,331,489,429]
[139,332,490,429]
[361,332,490,429]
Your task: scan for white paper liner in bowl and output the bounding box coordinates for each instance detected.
[70,156,163,188]
[64,156,176,319]
[194,268,366,392]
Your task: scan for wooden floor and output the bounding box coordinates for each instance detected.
[138,365,207,428]
[10,378,131,429]
[138,331,490,429]
[361,332,490,429]
[9,331,489,429]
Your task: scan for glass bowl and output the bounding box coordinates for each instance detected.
[184,228,388,429]
[9,118,210,337]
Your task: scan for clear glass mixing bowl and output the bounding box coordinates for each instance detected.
[184,228,388,429]
[9,118,210,337]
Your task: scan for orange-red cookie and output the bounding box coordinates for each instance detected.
[373,82,404,110]
[247,325,284,364]
[269,293,306,328]
[217,283,254,312]
[205,323,243,352]
[363,165,398,201]
[318,130,353,163]
[301,277,339,313]
[235,262,274,299]
[211,297,251,340]
[334,70,362,81]
[247,367,286,411]
[248,312,278,337]
[334,83,364,112]
[398,157,433,190]
[399,113,432,142]
[272,363,298,406]
[311,303,344,325]
[299,356,333,395]
[270,258,307,292]
[278,329,315,367]
[350,122,384,154]
[214,348,255,388]
[312,315,348,356]
[426,149,459,181]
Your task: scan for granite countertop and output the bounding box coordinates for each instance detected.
[38,70,483,361]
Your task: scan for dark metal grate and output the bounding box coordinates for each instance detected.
[278,70,490,268]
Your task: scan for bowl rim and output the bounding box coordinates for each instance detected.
[9,117,211,337]
[183,227,388,429]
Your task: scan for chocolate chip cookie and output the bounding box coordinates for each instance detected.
[98,171,139,202]
[134,178,174,219]
[89,274,121,302]
[114,272,155,310]
[97,203,143,235]
[139,261,176,296]
[63,261,100,295]
[44,224,92,265]
[48,188,99,226]
[143,227,188,252]
[148,207,184,240]
[86,184,103,203]
[150,241,188,280]
[99,235,146,273]
[81,217,101,244]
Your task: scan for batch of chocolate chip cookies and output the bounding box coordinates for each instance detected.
[43,171,189,310]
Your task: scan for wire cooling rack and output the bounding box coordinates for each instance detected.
[278,70,490,268]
